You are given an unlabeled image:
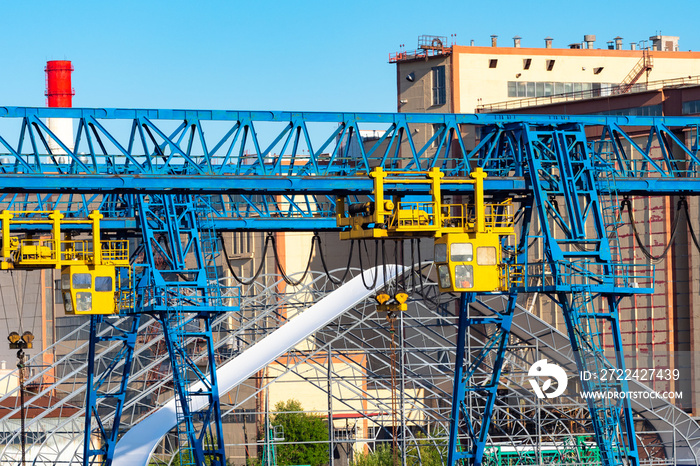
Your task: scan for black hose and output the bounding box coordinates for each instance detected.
[219,233,270,286]
[314,233,354,285]
[681,199,700,253]
[358,240,379,290]
[415,238,426,297]
[267,233,314,287]
[623,198,682,263]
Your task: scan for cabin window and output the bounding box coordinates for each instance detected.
[477,247,497,266]
[95,276,113,292]
[76,292,92,313]
[434,243,447,263]
[454,265,473,288]
[438,265,451,289]
[73,273,92,289]
[61,274,70,290]
[451,243,473,262]
[63,293,73,313]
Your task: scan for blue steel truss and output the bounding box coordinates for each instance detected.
[82,192,237,466]
[83,315,141,466]
[445,123,651,466]
[1,107,699,466]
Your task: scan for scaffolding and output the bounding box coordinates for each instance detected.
[0,265,698,465]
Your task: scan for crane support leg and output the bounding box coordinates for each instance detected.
[517,123,643,466]
[448,292,517,465]
[83,314,141,466]
[128,193,234,465]
[159,311,226,466]
[559,292,640,466]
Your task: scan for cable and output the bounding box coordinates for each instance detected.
[0,274,13,340]
[682,199,700,253]
[267,233,314,287]
[396,239,406,292]
[381,240,389,295]
[410,239,416,292]
[129,242,144,263]
[314,234,354,285]
[358,240,379,290]
[219,233,270,286]
[622,198,683,263]
[415,238,426,298]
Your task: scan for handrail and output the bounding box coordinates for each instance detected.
[478,74,700,112]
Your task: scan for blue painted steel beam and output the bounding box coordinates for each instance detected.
[1,106,700,182]
[2,174,700,197]
[84,315,141,466]
[3,106,700,126]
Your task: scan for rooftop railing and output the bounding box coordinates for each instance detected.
[477,75,700,112]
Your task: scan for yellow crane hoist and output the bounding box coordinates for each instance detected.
[336,167,515,293]
[0,210,130,315]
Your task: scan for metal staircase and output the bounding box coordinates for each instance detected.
[519,123,651,466]
[138,193,230,466]
[618,49,654,94]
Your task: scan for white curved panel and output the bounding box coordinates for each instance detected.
[113,265,402,466]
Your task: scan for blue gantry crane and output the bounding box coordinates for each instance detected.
[0,107,698,466]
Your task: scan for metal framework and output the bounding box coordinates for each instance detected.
[0,107,699,466]
[0,269,697,464]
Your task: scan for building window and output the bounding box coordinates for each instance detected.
[535,82,545,97]
[523,58,532,70]
[431,66,446,106]
[489,59,498,68]
[507,81,612,99]
[682,100,700,115]
[546,59,555,71]
[526,82,535,96]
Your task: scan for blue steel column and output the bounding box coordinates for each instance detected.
[517,122,641,466]
[447,293,472,466]
[135,193,230,466]
[447,293,517,466]
[159,312,226,466]
[83,316,99,465]
[84,314,141,466]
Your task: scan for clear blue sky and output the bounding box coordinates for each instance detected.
[2,0,699,113]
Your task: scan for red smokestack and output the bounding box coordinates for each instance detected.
[45,60,74,107]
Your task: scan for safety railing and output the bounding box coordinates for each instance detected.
[101,240,129,263]
[477,74,700,112]
[593,158,700,179]
[484,199,515,229]
[131,282,242,313]
[391,201,437,230]
[513,260,654,292]
[14,238,130,266]
[116,267,134,312]
[442,200,514,231]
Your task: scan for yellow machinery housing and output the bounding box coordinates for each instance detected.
[337,167,515,293]
[1,210,130,315]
